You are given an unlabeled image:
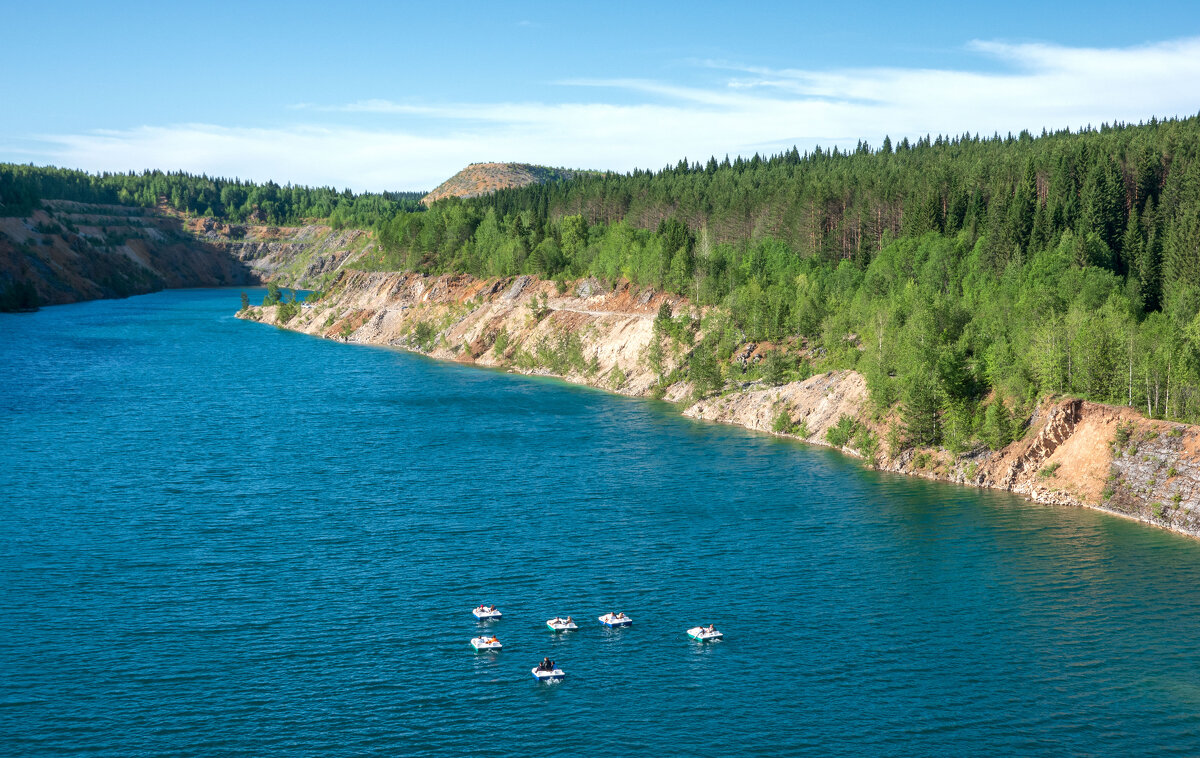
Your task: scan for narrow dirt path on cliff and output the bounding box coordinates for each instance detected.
[547,305,654,319]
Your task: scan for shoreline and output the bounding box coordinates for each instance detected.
[239,269,1200,541]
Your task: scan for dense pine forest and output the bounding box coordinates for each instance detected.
[0,165,424,228]
[6,115,1200,440]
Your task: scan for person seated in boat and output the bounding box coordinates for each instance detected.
[616,612,626,619]
[565,616,573,624]
[538,657,553,671]
[488,604,496,611]
[707,624,716,633]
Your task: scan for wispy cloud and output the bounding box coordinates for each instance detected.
[21,37,1200,191]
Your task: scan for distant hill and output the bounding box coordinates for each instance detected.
[421,163,581,206]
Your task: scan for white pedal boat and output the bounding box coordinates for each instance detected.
[472,606,502,620]
[687,626,724,641]
[471,636,502,651]
[598,612,633,627]
[531,665,566,681]
[546,617,579,632]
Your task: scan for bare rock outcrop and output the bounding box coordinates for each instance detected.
[685,371,868,443]
[421,163,583,206]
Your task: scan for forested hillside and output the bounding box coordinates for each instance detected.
[7,116,1200,439]
[362,116,1200,433]
[0,165,424,228]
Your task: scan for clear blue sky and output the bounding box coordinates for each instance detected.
[3,1,1199,190]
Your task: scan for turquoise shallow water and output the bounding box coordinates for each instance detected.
[4,289,1200,756]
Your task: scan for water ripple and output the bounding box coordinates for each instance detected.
[3,290,1200,756]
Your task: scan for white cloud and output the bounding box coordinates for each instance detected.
[20,37,1200,192]
[32,124,474,191]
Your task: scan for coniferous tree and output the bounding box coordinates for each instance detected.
[1081,157,1125,263]
[982,397,1014,450]
[902,370,942,447]
[1139,196,1164,311]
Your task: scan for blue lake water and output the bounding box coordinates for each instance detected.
[3,288,1200,756]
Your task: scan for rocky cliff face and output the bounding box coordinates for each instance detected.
[186,217,376,291]
[0,201,260,308]
[685,370,870,443]
[240,269,1200,539]
[1105,416,1200,533]
[245,269,689,398]
[0,203,384,310]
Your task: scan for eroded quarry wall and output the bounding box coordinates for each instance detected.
[0,203,379,309]
[0,201,261,307]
